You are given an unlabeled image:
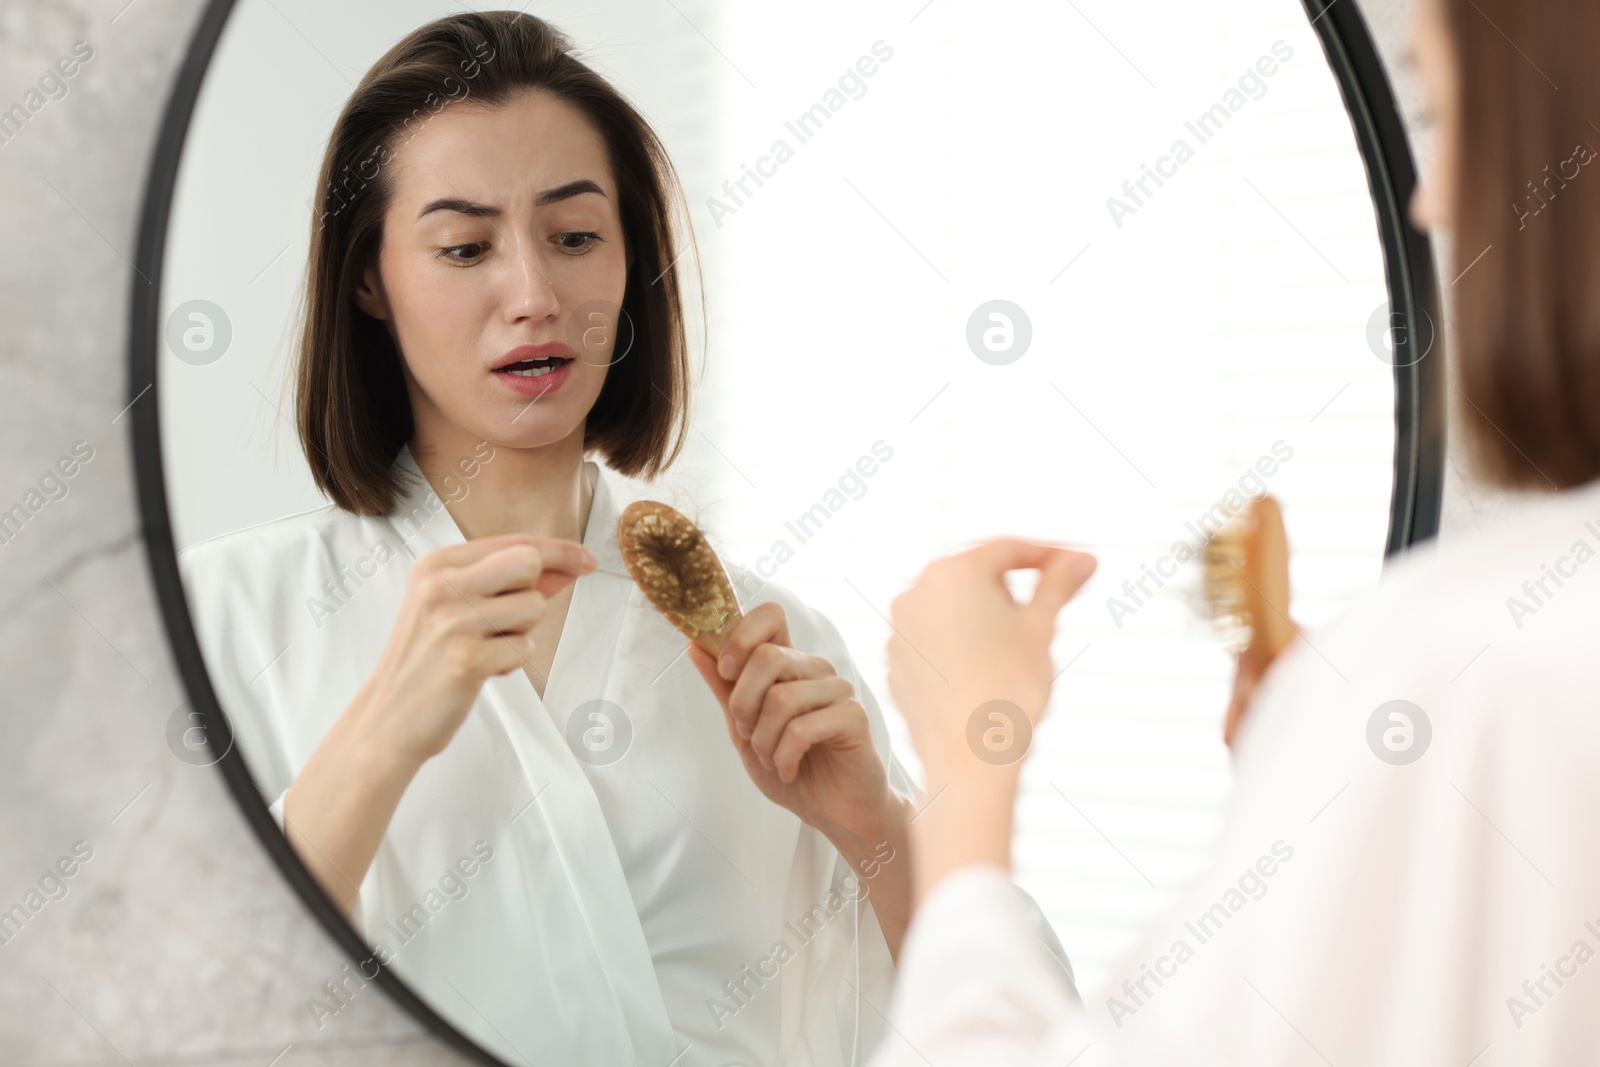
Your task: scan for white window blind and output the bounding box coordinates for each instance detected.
[637,0,1396,996]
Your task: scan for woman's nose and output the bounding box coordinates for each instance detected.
[504,252,562,323]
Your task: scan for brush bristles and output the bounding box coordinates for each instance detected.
[1197,521,1253,653]
[621,511,737,636]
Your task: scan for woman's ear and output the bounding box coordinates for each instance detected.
[352,259,390,321]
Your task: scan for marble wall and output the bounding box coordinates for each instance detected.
[0,0,1482,1064]
[0,1,471,1063]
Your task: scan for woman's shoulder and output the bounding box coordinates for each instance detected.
[1239,479,1600,772]
[180,508,392,572]
[177,502,398,585]
[1343,478,1600,662]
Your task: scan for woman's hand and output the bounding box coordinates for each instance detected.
[687,600,915,961]
[686,602,898,843]
[1224,645,1271,750]
[1216,496,1298,752]
[884,538,1095,902]
[283,532,595,914]
[885,538,1097,782]
[358,532,596,767]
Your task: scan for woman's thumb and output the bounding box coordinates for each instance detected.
[1029,549,1097,622]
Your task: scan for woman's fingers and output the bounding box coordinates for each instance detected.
[748,676,854,769]
[1224,648,1270,749]
[479,629,542,677]
[447,536,596,598]
[687,644,763,762]
[688,637,853,776]
[530,565,581,600]
[883,537,1101,776]
[525,537,596,595]
[686,641,735,705]
[427,531,541,568]
[471,587,548,636]
[715,602,793,680]
[957,536,1081,578]
[932,538,1095,602]
[406,536,597,649]
[770,702,861,784]
[727,642,833,739]
[453,542,543,598]
[1028,548,1098,624]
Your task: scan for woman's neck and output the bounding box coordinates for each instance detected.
[409,427,594,546]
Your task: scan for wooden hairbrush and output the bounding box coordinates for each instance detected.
[617,500,744,657]
[1197,495,1297,746]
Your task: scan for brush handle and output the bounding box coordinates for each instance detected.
[1224,496,1297,748]
[1242,496,1296,664]
[693,629,728,658]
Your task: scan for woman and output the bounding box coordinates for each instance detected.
[873,0,1600,1063]
[176,12,937,1065]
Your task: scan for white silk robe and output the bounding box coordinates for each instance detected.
[176,442,925,1066]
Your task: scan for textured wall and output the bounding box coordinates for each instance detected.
[0,1,468,1063]
[0,1,1469,1065]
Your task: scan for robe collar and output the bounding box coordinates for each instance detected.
[385,440,612,564]
[380,440,679,1062]
[383,440,640,713]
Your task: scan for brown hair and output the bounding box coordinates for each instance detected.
[296,11,697,515]
[1444,0,1600,489]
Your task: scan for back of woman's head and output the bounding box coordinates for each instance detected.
[1444,0,1600,490]
[297,11,694,515]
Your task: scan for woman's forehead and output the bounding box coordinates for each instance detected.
[388,90,616,209]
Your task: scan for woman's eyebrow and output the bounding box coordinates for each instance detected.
[417,197,498,219]
[416,179,607,220]
[536,178,606,205]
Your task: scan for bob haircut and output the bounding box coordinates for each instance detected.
[1445,0,1600,490]
[296,11,697,515]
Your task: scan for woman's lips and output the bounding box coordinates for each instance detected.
[494,341,574,368]
[493,356,572,396]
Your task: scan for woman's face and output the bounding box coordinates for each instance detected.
[354,87,631,453]
[1408,0,1458,233]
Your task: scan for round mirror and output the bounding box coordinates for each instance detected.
[132,1,1439,1064]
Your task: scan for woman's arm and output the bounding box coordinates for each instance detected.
[884,539,1098,901]
[907,760,1022,907]
[686,602,917,962]
[281,689,428,914]
[283,533,594,915]
[872,865,1095,1067]
[864,539,1112,1066]
[822,788,915,964]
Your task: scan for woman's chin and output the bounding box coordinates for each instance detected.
[473,408,589,455]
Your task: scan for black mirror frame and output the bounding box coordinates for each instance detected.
[126,2,507,1062]
[126,2,1443,1064]
[1300,0,1446,552]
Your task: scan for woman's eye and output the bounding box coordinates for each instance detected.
[555,231,603,254]
[437,242,488,263]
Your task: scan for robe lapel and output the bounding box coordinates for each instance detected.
[385,443,678,1065]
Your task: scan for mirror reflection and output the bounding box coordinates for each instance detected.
[160,2,1399,1064]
